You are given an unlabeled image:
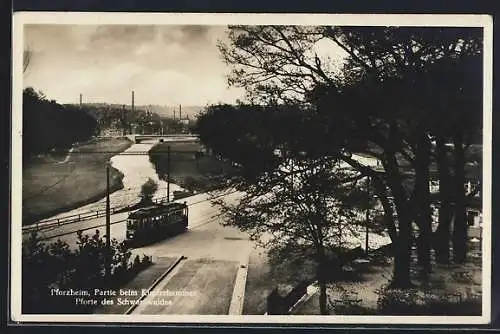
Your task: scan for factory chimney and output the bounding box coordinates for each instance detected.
[131,90,135,112]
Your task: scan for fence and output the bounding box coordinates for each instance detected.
[22,196,169,233]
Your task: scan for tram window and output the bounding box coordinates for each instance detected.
[467,211,478,226]
[128,219,137,228]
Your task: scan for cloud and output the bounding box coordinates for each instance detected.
[23,24,242,105]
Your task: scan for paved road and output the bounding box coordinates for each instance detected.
[125,191,253,315]
[22,191,242,249]
[128,219,252,315]
[24,189,254,316]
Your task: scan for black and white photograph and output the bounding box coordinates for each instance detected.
[11,13,492,324]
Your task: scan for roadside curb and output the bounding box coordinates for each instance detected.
[124,255,185,315]
[228,255,250,315]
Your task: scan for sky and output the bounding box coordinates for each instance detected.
[23,25,246,106]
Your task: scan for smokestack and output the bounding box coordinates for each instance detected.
[173,109,175,120]
[132,90,135,112]
[79,94,82,107]
[179,104,182,120]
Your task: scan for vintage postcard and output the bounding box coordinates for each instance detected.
[11,12,492,325]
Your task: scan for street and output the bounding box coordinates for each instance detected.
[23,190,254,315]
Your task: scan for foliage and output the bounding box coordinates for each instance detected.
[139,177,158,204]
[328,286,371,315]
[376,284,421,314]
[22,230,151,314]
[198,104,374,314]
[375,284,482,315]
[23,87,98,160]
[216,25,484,286]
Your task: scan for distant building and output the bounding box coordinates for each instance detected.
[100,128,123,137]
[336,152,483,229]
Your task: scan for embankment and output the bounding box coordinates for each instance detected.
[148,141,235,193]
[22,137,133,225]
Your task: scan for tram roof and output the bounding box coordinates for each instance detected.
[128,202,187,218]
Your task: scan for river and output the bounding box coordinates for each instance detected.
[36,137,392,251]
[46,138,187,220]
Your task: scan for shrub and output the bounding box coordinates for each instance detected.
[139,178,158,204]
[22,230,152,314]
[376,284,482,315]
[328,286,373,315]
[376,285,420,315]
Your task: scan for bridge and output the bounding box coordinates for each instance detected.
[126,134,199,144]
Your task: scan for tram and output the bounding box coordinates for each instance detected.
[125,201,188,246]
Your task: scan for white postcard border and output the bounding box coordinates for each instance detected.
[11,12,493,325]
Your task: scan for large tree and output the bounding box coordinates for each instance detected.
[23,88,98,160]
[218,25,483,285]
[198,104,374,314]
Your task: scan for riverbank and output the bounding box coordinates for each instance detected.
[148,141,235,194]
[22,137,133,225]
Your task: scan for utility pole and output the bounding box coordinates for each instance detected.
[167,146,171,202]
[179,104,182,120]
[173,109,176,120]
[79,94,82,108]
[105,164,111,279]
[365,176,370,256]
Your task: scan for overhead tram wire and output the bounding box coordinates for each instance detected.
[28,189,240,240]
[28,179,232,226]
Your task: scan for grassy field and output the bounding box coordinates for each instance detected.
[291,249,482,316]
[243,244,482,316]
[22,138,132,225]
[149,142,235,193]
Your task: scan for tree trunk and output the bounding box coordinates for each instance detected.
[372,176,398,243]
[415,132,432,277]
[391,210,412,288]
[384,157,412,287]
[384,122,413,287]
[452,130,468,263]
[434,134,452,263]
[318,274,328,315]
[316,245,328,315]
